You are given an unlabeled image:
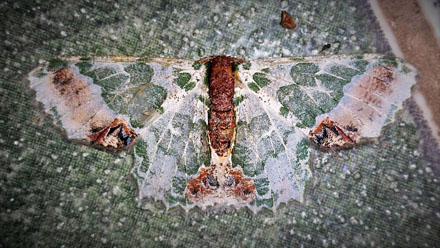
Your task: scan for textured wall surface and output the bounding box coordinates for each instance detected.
[0,0,439,247]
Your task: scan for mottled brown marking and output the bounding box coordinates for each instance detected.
[87,118,137,149]
[53,68,73,86]
[349,65,395,109]
[186,163,255,203]
[310,65,398,148]
[309,117,355,148]
[52,68,92,108]
[205,56,244,157]
[369,66,394,93]
[208,111,236,157]
[280,11,296,30]
[227,168,255,200]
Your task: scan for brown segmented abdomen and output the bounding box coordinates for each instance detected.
[185,56,255,206]
[208,56,238,157]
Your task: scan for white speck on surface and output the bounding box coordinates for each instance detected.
[112,186,121,195]
[213,14,219,23]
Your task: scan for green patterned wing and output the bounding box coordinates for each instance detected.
[27,57,210,210]
[235,54,416,210]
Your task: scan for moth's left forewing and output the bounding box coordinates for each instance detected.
[28,56,211,210]
[130,59,210,210]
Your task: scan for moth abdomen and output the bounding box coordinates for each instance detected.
[185,56,256,207]
[206,56,242,157]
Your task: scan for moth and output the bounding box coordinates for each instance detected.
[27,54,416,212]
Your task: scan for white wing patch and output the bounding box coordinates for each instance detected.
[233,86,312,209]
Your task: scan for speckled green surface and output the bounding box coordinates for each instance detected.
[0,0,439,247]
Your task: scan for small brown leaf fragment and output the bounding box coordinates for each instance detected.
[280,11,296,30]
[321,44,331,52]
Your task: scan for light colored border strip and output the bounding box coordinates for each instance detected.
[414,91,440,146]
[369,0,403,57]
[369,0,440,146]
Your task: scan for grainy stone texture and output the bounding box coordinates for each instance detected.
[0,0,439,247]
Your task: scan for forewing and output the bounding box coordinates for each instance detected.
[235,54,416,210]
[239,55,417,147]
[28,57,209,210]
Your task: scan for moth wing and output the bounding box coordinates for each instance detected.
[233,83,312,211]
[28,57,209,209]
[28,58,129,145]
[238,54,417,148]
[132,61,211,210]
[235,54,416,209]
